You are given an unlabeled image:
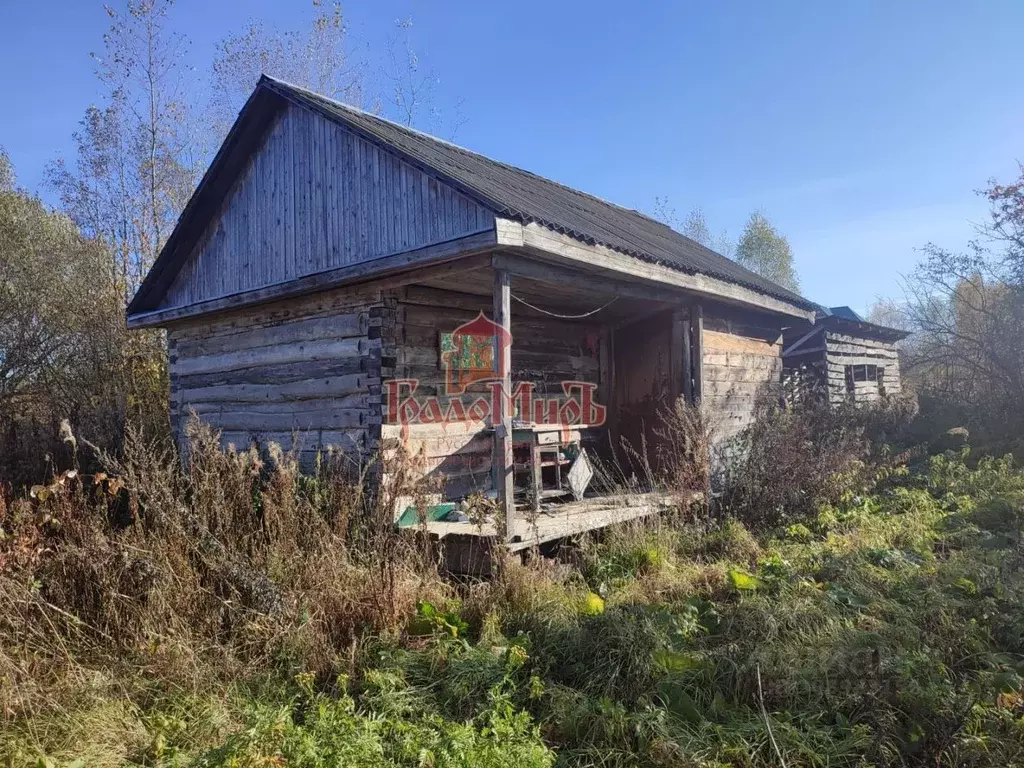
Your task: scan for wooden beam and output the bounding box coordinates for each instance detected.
[598,327,612,407]
[492,268,515,541]
[496,219,815,322]
[607,327,619,450]
[127,230,498,329]
[491,251,683,306]
[782,326,823,357]
[611,303,674,331]
[682,317,693,404]
[692,303,704,404]
[671,309,685,402]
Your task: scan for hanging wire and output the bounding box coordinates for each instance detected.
[510,293,618,319]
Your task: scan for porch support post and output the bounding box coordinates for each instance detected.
[671,308,686,404]
[681,313,693,405]
[493,267,515,541]
[691,303,704,404]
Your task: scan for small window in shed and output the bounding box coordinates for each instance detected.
[850,365,878,382]
[844,364,883,402]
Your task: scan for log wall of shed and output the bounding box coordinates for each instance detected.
[385,283,605,499]
[167,283,389,464]
[161,103,495,310]
[823,332,901,404]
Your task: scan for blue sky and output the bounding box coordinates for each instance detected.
[2,0,1021,312]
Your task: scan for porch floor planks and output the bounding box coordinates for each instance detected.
[422,491,682,552]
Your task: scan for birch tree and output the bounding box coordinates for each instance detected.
[48,0,198,301]
[209,1,367,137]
[734,211,800,294]
[652,199,734,256]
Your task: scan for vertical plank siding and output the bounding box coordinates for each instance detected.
[162,104,495,310]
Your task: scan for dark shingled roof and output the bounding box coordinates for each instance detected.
[130,76,814,316]
[809,304,908,343]
[261,77,812,309]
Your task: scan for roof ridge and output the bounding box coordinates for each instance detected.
[257,75,812,310]
[261,75,718,255]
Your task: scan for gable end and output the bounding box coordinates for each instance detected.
[145,101,495,314]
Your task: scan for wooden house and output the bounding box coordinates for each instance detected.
[127,76,816,552]
[782,306,908,405]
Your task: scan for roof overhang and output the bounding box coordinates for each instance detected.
[496,219,816,322]
[822,315,910,342]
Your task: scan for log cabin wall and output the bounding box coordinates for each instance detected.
[386,283,605,499]
[160,103,495,311]
[823,332,901,404]
[701,307,785,448]
[167,282,388,465]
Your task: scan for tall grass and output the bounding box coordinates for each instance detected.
[3,405,1024,767]
[0,419,454,765]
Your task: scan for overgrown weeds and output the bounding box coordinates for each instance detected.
[4,412,1024,767]
[718,393,918,528]
[0,418,452,765]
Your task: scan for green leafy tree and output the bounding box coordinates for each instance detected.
[734,211,800,293]
[0,150,137,479]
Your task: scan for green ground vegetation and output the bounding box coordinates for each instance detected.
[3,420,1024,767]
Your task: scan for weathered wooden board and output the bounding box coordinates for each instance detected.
[701,308,785,446]
[161,103,495,311]
[169,282,386,458]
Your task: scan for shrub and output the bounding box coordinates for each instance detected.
[717,394,916,530]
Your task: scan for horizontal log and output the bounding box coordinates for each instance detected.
[703,315,785,343]
[705,366,784,384]
[218,429,365,454]
[703,380,773,397]
[703,352,781,370]
[194,409,372,431]
[175,358,368,389]
[826,332,901,348]
[383,451,493,477]
[382,421,490,440]
[168,284,383,339]
[827,358,895,372]
[184,395,372,415]
[174,313,368,358]
[173,338,369,376]
[177,376,368,404]
[703,329,780,356]
[383,434,493,459]
[826,345,899,360]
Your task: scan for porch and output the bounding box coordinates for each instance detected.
[425,490,688,574]
[383,250,711,560]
